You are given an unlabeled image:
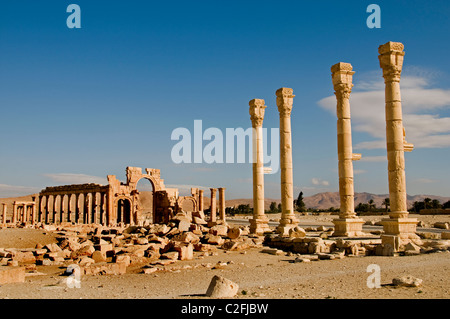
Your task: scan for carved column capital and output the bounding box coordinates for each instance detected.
[331,62,354,99]
[378,41,405,82]
[249,99,266,128]
[276,87,295,117]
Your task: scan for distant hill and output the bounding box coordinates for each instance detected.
[220,192,450,210]
[1,192,449,212]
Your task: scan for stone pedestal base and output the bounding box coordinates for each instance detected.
[249,217,271,235]
[276,216,299,237]
[381,217,421,255]
[382,217,418,236]
[332,218,365,237]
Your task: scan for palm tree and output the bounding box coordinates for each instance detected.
[382,198,390,214]
[423,198,432,209]
[368,199,376,211]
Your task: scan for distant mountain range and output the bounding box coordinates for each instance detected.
[224,192,450,210]
[1,192,449,211]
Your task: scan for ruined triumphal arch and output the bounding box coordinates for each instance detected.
[32,166,216,226]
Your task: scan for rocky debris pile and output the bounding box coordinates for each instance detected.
[0,212,265,277]
[264,228,450,258]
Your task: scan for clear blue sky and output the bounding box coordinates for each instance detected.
[1,0,449,199]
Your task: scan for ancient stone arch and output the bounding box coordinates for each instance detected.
[178,196,198,213]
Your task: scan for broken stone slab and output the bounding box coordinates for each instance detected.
[194,243,217,252]
[135,237,149,245]
[433,222,449,230]
[192,216,207,225]
[45,243,62,253]
[317,253,335,260]
[173,243,194,261]
[161,251,179,261]
[12,251,36,264]
[91,251,107,263]
[210,225,228,237]
[142,267,159,274]
[205,275,239,298]
[0,266,26,284]
[177,220,191,232]
[261,248,284,255]
[392,275,423,287]
[207,235,225,246]
[293,257,311,263]
[441,232,450,240]
[227,227,242,240]
[175,232,201,244]
[289,226,306,238]
[82,262,127,275]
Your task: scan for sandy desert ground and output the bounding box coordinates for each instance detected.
[0,214,449,301]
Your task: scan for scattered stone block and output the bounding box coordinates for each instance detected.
[205,275,239,298]
[210,225,228,237]
[441,232,450,240]
[45,243,62,253]
[227,227,242,239]
[161,251,179,261]
[12,251,36,264]
[392,275,423,287]
[261,248,283,255]
[173,243,194,261]
[91,251,107,263]
[207,235,225,246]
[143,267,158,274]
[433,222,449,230]
[115,255,131,266]
[289,226,306,238]
[293,257,311,263]
[0,267,25,284]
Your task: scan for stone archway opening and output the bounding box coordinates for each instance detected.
[117,198,131,224]
[136,177,155,225]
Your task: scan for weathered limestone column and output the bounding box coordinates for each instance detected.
[12,202,17,224]
[249,99,270,235]
[218,187,227,223]
[94,193,100,224]
[198,189,204,213]
[209,188,217,226]
[378,41,419,251]
[31,197,36,224]
[330,62,365,237]
[276,88,299,235]
[37,196,43,222]
[23,205,27,223]
[2,204,7,226]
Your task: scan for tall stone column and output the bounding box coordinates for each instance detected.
[198,189,204,213]
[23,205,27,223]
[218,187,226,223]
[12,202,17,224]
[94,193,100,224]
[209,188,217,226]
[378,41,419,251]
[249,99,270,235]
[330,62,365,237]
[31,197,36,224]
[276,88,299,235]
[2,204,7,226]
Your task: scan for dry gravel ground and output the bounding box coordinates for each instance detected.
[0,213,449,300]
[1,248,449,299]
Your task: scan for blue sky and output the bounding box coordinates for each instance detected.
[1,0,450,199]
